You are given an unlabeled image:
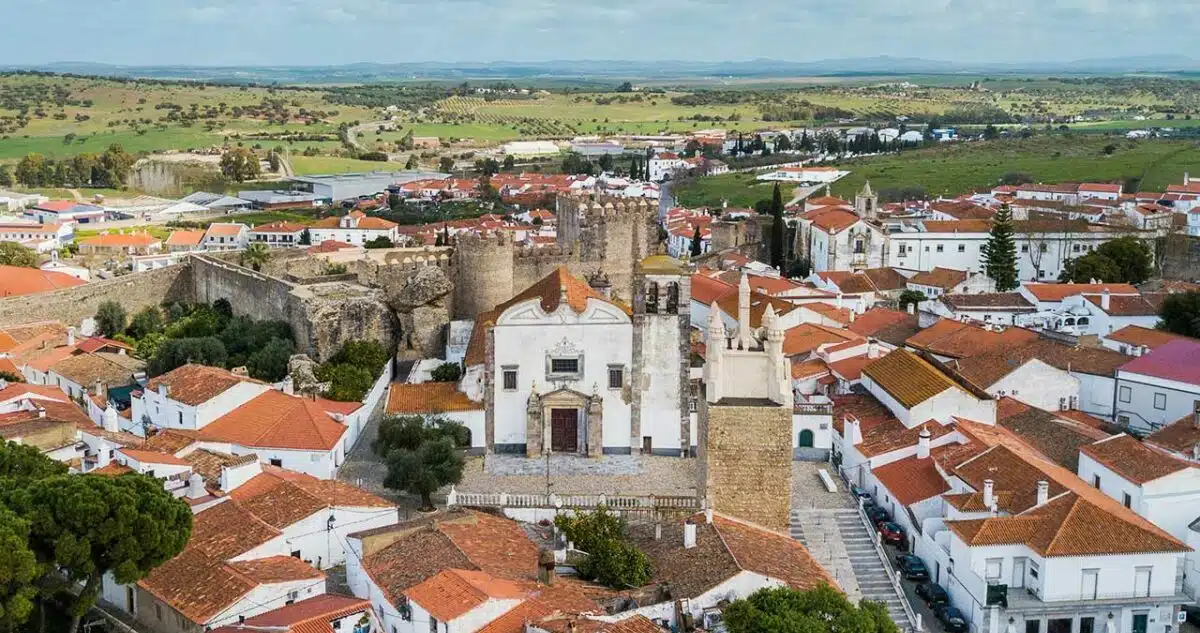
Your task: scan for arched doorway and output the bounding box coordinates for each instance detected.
[798,429,815,448]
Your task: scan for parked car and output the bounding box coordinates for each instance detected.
[877,521,906,547]
[865,505,890,525]
[894,553,929,581]
[934,605,968,633]
[850,484,871,499]
[916,582,950,607]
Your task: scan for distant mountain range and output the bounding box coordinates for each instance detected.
[6,55,1199,84]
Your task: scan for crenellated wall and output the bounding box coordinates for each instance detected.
[0,264,191,329]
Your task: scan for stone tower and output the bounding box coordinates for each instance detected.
[555,193,656,305]
[452,231,514,319]
[855,180,878,221]
[697,275,794,532]
[631,255,692,456]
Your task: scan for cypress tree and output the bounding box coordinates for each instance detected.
[769,183,785,270]
[981,204,1019,291]
[689,224,703,257]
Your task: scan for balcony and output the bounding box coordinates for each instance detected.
[1000,585,1192,617]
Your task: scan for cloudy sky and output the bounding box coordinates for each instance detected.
[3,0,1198,66]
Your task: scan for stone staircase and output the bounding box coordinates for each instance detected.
[791,508,913,629]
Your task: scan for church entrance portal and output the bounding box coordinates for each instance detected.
[550,408,578,453]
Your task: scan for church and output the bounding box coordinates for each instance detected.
[460,257,692,457]
[794,181,888,272]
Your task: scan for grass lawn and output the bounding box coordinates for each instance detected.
[289,155,397,175]
[673,137,1200,207]
[12,186,130,200]
[75,225,171,240]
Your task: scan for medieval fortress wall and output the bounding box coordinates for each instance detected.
[0,264,192,329]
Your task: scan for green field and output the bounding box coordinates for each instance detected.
[674,137,1200,207]
[289,155,399,175]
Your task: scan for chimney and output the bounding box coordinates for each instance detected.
[1185,172,1191,186]
[67,326,77,347]
[983,479,994,508]
[537,549,556,586]
[103,405,120,433]
[906,302,915,315]
[836,293,844,309]
[917,427,931,459]
[654,523,662,541]
[158,384,169,399]
[282,376,295,396]
[1192,402,1200,429]
[867,340,881,359]
[36,406,45,418]
[186,473,206,499]
[683,520,697,549]
[1035,480,1049,507]
[1100,289,1111,311]
[849,310,856,324]
[845,417,863,445]
[705,508,714,524]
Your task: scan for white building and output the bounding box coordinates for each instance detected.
[648,152,687,182]
[756,165,849,184]
[0,222,73,253]
[309,211,399,247]
[1114,339,1200,435]
[250,221,308,248]
[201,223,251,251]
[462,260,690,456]
[934,293,1037,325]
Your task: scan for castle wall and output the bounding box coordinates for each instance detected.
[452,234,514,320]
[697,400,793,532]
[0,264,191,329]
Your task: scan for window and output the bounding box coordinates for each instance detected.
[985,558,1002,581]
[666,283,680,314]
[958,244,966,253]
[550,358,579,374]
[1021,244,1029,253]
[333,621,341,630]
[1134,567,1151,597]
[1072,244,1081,252]
[1080,617,1095,633]
[1026,620,1041,633]
[645,281,660,314]
[1093,474,1101,488]
[177,411,183,425]
[1123,492,1132,508]
[1119,386,1132,403]
[1153,393,1166,410]
[270,458,283,467]
[155,605,163,620]
[1029,560,1039,579]
[1039,243,1048,253]
[936,244,944,253]
[429,616,438,633]
[924,246,930,253]
[688,399,697,412]
[1118,415,1130,425]
[291,549,302,558]
[502,367,518,391]
[899,244,907,255]
[399,598,412,622]
[607,365,624,390]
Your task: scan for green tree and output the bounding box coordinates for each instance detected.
[375,415,469,456]
[1157,291,1200,338]
[127,307,163,340]
[404,155,419,170]
[95,301,127,338]
[318,363,376,402]
[553,508,652,589]
[135,332,167,361]
[1059,252,1121,283]
[247,337,295,382]
[981,205,1019,291]
[724,585,898,633]
[1095,236,1153,284]
[0,441,67,488]
[898,289,928,310]
[769,183,785,270]
[239,242,270,271]
[147,337,228,376]
[689,224,703,257]
[502,155,515,171]
[0,165,13,188]
[298,229,312,246]
[787,258,811,279]
[365,236,395,249]
[382,437,464,511]
[598,153,614,173]
[0,506,37,633]
[983,124,999,140]
[220,147,262,183]
[12,474,192,633]
[327,340,390,371]
[430,363,461,383]
[266,151,281,173]
[0,243,37,268]
[439,156,454,173]
[14,154,46,187]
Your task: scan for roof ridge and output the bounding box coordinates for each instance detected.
[1040,494,1084,555]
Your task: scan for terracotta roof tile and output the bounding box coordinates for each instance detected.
[848,308,916,338]
[905,319,1038,360]
[1079,434,1192,485]
[166,230,205,246]
[200,390,347,451]
[386,382,482,414]
[1146,413,1200,457]
[142,429,201,454]
[189,499,282,559]
[1083,294,1158,316]
[782,323,858,357]
[862,267,908,291]
[909,267,968,290]
[0,264,86,297]
[828,355,873,381]
[862,349,956,408]
[223,594,368,633]
[816,271,877,295]
[138,548,257,623]
[715,290,798,329]
[1023,283,1138,302]
[873,455,950,505]
[791,358,830,380]
[119,448,191,466]
[144,364,253,406]
[405,569,525,622]
[79,233,159,248]
[495,266,630,319]
[940,293,1034,311]
[229,555,324,584]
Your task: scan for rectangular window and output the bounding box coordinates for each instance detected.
[1039,243,1048,253]
[607,365,624,390]
[1029,560,1039,579]
[1093,474,1101,488]
[1026,620,1041,633]
[177,411,183,425]
[1080,617,1095,633]
[1134,567,1151,597]
[1021,244,1029,253]
[1153,393,1166,410]
[1123,492,1132,508]
[550,358,579,374]
[958,244,966,253]
[429,616,438,633]
[924,246,930,252]
[985,558,1002,581]
[936,244,944,253]
[502,367,518,391]
[1073,244,1081,252]
[1119,386,1131,403]
[270,458,283,467]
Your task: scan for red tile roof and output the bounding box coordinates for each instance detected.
[862,349,956,408]
[1146,413,1200,456]
[1082,434,1192,484]
[905,319,1038,360]
[1023,283,1138,302]
[1107,325,1192,350]
[119,448,191,466]
[873,455,951,505]
[0,264,87,297]
[144,364,254,406]
[212,594,369,633]
[908,267,968,290]
[166,230,206,246]
[386,382,482,414]
[1119,339,1200,385]
[201,390,348,451]
[848,308,916,337]
[406,569,525,622]
[782,323,858,357]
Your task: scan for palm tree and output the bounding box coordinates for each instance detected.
[240,242,270,271]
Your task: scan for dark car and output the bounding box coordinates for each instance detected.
[894,553,930,581]
[916,582,950,607]
[935,605,968,633]
[865,504,890,525]
[877,521,906,547]
[850,484,871,499]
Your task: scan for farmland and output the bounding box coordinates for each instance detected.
[673,136,1200,208]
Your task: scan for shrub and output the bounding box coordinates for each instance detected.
[430,363,461,383]
[554,508,651,589]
